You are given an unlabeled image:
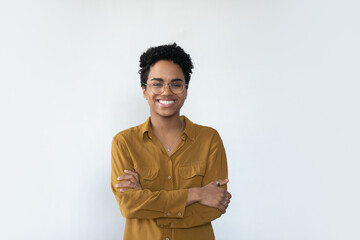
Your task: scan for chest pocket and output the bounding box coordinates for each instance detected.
[137,167,160,191]
[179,165,205,188]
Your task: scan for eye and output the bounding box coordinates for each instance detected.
[171,83,182,88]
[152,83,163,88]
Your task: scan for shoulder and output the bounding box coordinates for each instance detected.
[194,123,219,138]
[190,122,225,152]
[112,122,144,143]
[185,116,222,142]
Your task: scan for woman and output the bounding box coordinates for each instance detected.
[111,43,231,240]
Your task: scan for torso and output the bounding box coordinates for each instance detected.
[152,119,185,156]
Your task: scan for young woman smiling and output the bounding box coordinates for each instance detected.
[111,43,231,240]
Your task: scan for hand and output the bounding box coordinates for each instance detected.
[197,179,232,214]
[115,170,143,192]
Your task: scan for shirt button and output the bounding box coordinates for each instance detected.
[177,212,181,216]
[167,212,171,216]
[168,176,171,179]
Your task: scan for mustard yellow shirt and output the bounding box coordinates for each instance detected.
[111,116,228,240]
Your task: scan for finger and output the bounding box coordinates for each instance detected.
[124,170,139,182]
[115,180,135,189]
[115,182,126,189]
[117,174,135,181]
[120,188,132,192]
[124,170,139,178]
[224,193,230,200]
[118,175,139,185]
[213,179,229,187]
[218,204,226,214]
[219,179,229,186]
[215,180,220,187]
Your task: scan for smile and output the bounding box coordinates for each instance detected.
[157,99,176,107]
[159,100,175,104]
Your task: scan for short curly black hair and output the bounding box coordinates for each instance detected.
[139,43,193,89]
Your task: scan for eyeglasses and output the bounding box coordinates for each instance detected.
[144,82,187,95]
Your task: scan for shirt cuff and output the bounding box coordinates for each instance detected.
[162,188,188,219]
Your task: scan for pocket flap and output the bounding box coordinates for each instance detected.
[138,168,159,180]
[179,165,205,179]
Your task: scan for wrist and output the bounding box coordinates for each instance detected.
[186,187,201,206]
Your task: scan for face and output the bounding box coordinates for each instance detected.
[142,60,187,119]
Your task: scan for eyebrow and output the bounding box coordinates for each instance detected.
[150,78,183,82]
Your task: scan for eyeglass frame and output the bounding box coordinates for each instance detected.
[143,81,188,95]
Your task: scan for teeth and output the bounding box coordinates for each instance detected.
[159,100,175,105]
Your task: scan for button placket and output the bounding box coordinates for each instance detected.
[167,156,175,190]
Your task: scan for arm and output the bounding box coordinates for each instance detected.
[156,131,231,228]
[111,136,189,219]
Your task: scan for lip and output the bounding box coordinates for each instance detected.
[156,99,176,108]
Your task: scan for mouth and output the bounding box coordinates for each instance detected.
[157,99,176,107]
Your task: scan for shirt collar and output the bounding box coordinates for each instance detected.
[182,116,195,141]
[141,115,196,141]
[141,117,153,140]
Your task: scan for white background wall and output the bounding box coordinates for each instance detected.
[0,0,359,239]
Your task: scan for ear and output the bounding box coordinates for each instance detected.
[142,86,147,100]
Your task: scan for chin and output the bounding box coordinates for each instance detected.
[155,110,180,118]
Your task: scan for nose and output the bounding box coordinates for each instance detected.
[162,83,173,95]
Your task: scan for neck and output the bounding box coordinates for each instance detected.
[150,114,183,135]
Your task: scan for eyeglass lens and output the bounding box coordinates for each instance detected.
[150,82,185,94]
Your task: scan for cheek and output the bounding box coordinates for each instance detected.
[182,92,188,102]
[147,95,157,105]
[144,89,153,101]
[178,97,186,107]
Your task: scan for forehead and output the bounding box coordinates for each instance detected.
[148,60,185,81]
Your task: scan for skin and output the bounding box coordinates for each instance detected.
[142,60,187,151]
[143,60,187,121]
[116,60,232,213]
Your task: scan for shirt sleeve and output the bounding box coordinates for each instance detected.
[111,136,189,219]
[156,130,229,228]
